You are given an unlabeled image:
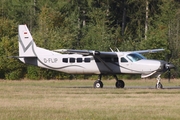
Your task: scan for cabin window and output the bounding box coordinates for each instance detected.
[84,58,91,62]
[121,57,128,62]
[77,58,82,63]
[63,58,68,63]
[70,58,75,63]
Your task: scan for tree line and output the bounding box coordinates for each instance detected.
[0,0,180,80]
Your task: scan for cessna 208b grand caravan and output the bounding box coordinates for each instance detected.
[16,25,175,89]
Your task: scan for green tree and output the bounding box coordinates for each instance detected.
[80,7,114,50]
[0,0,180,80]
[139,0,180,78]
[0,19,25,79]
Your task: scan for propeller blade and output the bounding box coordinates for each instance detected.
[168,68,171,83]
[165,62,175,83]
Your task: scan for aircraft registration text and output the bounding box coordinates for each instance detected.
[44,58,58,63]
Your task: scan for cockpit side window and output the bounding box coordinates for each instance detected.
[127,53,146,62]
[121,57,128,62]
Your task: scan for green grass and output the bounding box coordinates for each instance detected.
[0,79,180,120]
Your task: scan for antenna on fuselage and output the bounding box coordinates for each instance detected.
[110,48,114,52]
[116,48,120,52]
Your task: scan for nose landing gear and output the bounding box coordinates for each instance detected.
[155,75,163,89]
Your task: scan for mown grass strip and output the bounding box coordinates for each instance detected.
[0,79,180,120]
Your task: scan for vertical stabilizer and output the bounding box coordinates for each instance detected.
[18,25,37,57]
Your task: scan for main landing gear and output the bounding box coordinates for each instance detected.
[93,75,125,88]
[155,75,163,89]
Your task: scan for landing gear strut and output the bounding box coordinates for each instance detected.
[93,75,125,88]
[155,75,163,89]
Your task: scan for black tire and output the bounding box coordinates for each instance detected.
[115,80,125,88]
[155,82,163,89]
[94,80,103,88]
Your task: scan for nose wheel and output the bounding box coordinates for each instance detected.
[155,75,163,89]
[155,82,163,89]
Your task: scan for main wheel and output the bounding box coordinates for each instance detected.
[115,80,125,88]
[155,82,163,89]
[94,80,103,88]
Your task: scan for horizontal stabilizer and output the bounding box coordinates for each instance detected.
[9,56,37,58]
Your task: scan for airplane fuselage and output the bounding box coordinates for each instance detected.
[19,48,162,77]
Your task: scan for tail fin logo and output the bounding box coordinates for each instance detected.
[24,31,29,39]
[19,39,33,53]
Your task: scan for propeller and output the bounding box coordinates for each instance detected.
[165,63,175,82]
[167,66,171,82]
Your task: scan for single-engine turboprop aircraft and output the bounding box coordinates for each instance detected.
[16,25,175,89]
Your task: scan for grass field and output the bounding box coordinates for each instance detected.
[0,79,180,120]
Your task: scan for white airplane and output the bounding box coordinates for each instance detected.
[16,25,175,89]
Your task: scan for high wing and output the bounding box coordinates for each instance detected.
[54,48,164,56]
[54,49,118,56]
[54,49,119,73]
[54,48,165,76]
[131,49,164,54]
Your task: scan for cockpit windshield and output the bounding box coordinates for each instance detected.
[127,53,146,62]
